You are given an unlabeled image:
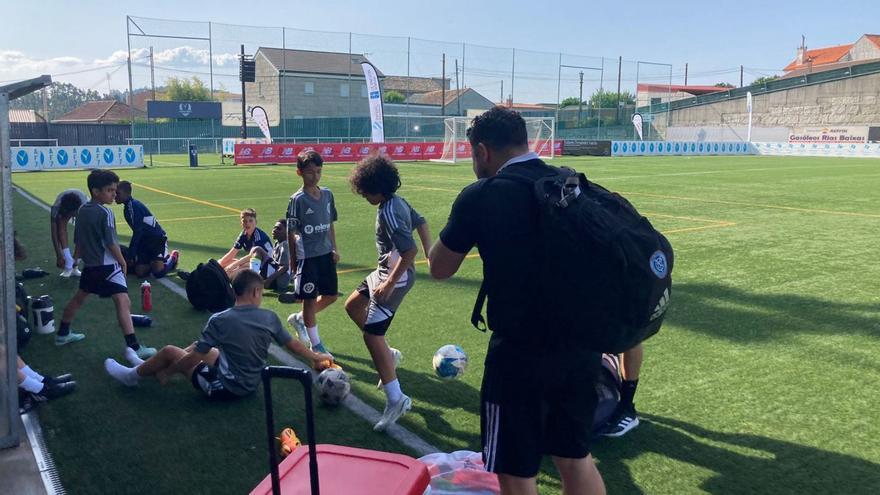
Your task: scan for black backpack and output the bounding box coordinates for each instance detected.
[471,166,673,353]
[185,259,235,313]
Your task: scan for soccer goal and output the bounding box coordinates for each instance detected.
[433,116,555,163]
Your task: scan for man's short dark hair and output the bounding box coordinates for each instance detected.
[232,269,263,297]
[349,155,401,197]
[467,106,528,150]
[87,169,120,193]
[296,150,323,170]
[58,192,84,217]
[117,181,133,194]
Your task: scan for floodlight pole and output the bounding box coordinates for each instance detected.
[240,44,247,139]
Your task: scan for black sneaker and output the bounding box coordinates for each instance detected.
[43,373,74,386]
[30,381,77,402]
[177,270,191,281]
[602,405,639,438]
[278,292,302,304]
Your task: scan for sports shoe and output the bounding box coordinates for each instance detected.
[177,270,191,281]
[602,405,640,438]
[374,394,411,432]
[60,268,73,278]
[377,348,402,389]
[70,267,82,277]
[287,313,310,347]
[278,292,301,304]
[312,342,331,355]
[167,250,180,271]
[135,346,158,360]
[55,332,86,346]
[43,373,74,386]
[30,381,77,401]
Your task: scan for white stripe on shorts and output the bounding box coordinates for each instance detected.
[485,402,500,472]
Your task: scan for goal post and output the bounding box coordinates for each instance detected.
[433,116,555,163]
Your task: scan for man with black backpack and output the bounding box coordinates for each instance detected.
[429,107,607,495]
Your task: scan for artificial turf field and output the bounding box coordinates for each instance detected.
[12,153,880,494]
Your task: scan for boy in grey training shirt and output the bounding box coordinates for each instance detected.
[345,155,432,431]
[104,270,333,399]
[285,151,339,355]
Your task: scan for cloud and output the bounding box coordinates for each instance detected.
[97,46,239,68]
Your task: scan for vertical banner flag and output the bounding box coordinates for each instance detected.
[361,62,385,143]
[632,113,644,141]
[250,106,272,143]
[746,91,753,143]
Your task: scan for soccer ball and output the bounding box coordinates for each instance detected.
[432,345,468,380]
[316,368,350,406]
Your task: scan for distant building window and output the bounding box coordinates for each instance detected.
[361,84,368,98]
[650,97,662,105]
[340,83,349,98]
[304,82,315,95]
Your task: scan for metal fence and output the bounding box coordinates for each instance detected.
[11,122,131,146]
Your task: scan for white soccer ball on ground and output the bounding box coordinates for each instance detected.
[432,344,468,380]
[316,368,350,406]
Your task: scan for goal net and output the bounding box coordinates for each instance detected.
[434,116,555,163]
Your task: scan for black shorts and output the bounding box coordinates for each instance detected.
[134,236,168,265]
[190,363,241,401]
[293,252,338,300]
[480,336,601,478]
[79,264,128,298]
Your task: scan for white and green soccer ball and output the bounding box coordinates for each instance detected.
[316,368,350,406]
[432,345,468,380]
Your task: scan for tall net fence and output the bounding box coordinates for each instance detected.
[122,16,675,151]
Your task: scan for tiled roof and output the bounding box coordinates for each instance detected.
[8,109,45,123]
[784,44,853,72]
[406,88,469,105]
[866,34,880,49]
[383,76,447,93]
[53,100,145,123]
[257,47,383,77]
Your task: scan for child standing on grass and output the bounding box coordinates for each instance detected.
[56,169,157,361]
[344,155,432,431]
[285,151,339,355]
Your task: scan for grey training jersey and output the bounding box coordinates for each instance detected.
[375,195,425,283]
[74,201,119,267]
[287,187,338,259]
[50,189,88,220]
[195,305,293,396]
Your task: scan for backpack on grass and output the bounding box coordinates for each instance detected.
[471,166,674,353]
[185,259,235,313]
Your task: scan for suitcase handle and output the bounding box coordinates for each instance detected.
[262,366,320,495]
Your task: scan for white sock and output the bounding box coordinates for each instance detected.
[21,376,45,394]
[307,325,321,346]
[124,346,145,367]
[383,379,403,404]
[104,358,140,387]
[21,365,44,382]
[62,248,74,269]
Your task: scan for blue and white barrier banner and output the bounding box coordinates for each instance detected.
[752,141,880,158]
[11,145,145,172]
[611,141,755,156]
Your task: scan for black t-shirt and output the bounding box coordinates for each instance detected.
[440,158,557,345]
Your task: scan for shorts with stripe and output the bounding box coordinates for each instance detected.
[79,264,127,298]
[134,236,168,265]
[292,252,338,299]
[480,336,601,478]
[356,270,414,336]
[190,362,240,401]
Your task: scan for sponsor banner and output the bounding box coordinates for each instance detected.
[361,62,385,143]
[753,141,880,158]
[788,126,869,144]
[632,113,644,141]
[147,101,221,119]
[610,141,755,157]
[12,145,144,172]
[564,140,610,156]
[223,138,267,157]
[251,106,272,142]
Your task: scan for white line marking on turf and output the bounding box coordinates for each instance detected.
[15,185,440,457]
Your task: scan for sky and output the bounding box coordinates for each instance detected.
[1,0,878,104]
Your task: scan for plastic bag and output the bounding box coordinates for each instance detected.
[418,450,500,495]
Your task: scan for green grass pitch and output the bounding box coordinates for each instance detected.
[12,153,880,494]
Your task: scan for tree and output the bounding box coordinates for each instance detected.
[164,76,212,101]
[10,82,103,120]
[384,90,405,103]
[560,96,585,108]
[588,90,635,109]
[750,75,780,86]
[714,82,735,88]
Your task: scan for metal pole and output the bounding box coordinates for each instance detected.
[240,44,247,139]
[617,56,622,124]
[740,65,744,87]
[555,53,561,141]
[461,43,466,89]
[500,80,503,105]
[282,28,287,142]
[0,91,18,449]
[126,16,135,140]
[348,32,352,141]
[150,47,156,101]
[510,48,515,105]
[455,59,462,116]
[208,22,214,99]
[684,63,688,85]
[577,71,583,127]
[405,37,410,141]
[441,53,446,116]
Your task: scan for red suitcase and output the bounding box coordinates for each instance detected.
[251,366,431,495]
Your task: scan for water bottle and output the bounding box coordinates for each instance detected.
[32,296,55,335]
[131,314,153,327]
[141,280,152,312]
[250,254,262,273]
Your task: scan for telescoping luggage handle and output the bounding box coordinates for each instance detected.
[261,366,320,495]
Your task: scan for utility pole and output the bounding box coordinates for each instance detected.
[441,53,446,117]
[500,80,504,104]
[684,63,688,86]
[106,73,112,96]
[740,65,744,87]
[455,59,462,116]
[616,56,622,123]
[240,44,247,139]
[577,71,584,126]
[150,46,156,101]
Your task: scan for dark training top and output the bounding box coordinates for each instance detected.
[122,197,166,256]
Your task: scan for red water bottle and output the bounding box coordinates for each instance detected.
[141,280,152,312]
